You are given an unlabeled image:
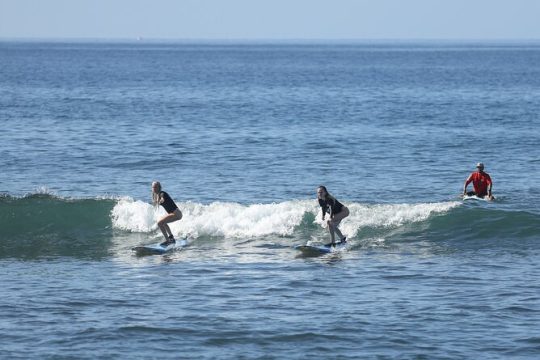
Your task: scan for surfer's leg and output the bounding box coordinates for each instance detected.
[163,224,173,238]
[157,210,182,240]
[328,220,346,243]
[332,207,349,223]
[157,225,168,240]
[331,207,349,242]
[329,227,336,244]
[327,219,336,244]
[334,226,345,242]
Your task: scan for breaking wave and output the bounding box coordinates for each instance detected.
[2,193,538,258]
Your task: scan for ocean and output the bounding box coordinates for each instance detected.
[1,40,540,359]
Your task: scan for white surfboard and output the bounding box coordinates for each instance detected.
[295,241,348,255]
[462,195,493,202]
[132,239,188,256]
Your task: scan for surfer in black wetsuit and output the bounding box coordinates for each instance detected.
[317,185,349,247]
[152,181,183,247]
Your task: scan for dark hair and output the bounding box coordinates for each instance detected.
[318,185,328,194]
[317,185,335,202]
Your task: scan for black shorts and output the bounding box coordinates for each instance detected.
[467,191,488,197]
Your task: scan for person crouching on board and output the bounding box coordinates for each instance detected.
[317,185,349,247]
[152,181,183,246]
[463,162,494,200]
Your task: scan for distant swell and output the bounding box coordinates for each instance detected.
[419,206,540,244]
[0,194,116,259]
[0,194,115,235]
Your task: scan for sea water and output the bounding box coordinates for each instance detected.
[1,41,540,359]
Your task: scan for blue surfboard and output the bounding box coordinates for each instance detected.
[132,239,188,256]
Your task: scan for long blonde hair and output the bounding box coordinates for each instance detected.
[152,181,162,207]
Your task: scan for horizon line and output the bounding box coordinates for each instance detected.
[2,37,540,43]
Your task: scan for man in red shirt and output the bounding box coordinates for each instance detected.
[463,162,494,200]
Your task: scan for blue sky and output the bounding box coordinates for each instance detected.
[1,0,539,40]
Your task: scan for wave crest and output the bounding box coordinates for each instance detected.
[111,199,460,239]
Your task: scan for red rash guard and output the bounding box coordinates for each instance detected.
[466,172,492,196]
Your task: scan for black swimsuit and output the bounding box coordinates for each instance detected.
[159,191,178,213]
[318,197,344,218]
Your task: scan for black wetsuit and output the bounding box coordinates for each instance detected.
[318,197,344,219]
[159,191,178,213]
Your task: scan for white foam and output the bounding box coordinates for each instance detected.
[338,201,461,237]
[111,198,159,232]
[110,199,460,238]
[177,200,315,238]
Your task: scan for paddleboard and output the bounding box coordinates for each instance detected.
[295,241,348,255]
[132,239,188,256]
